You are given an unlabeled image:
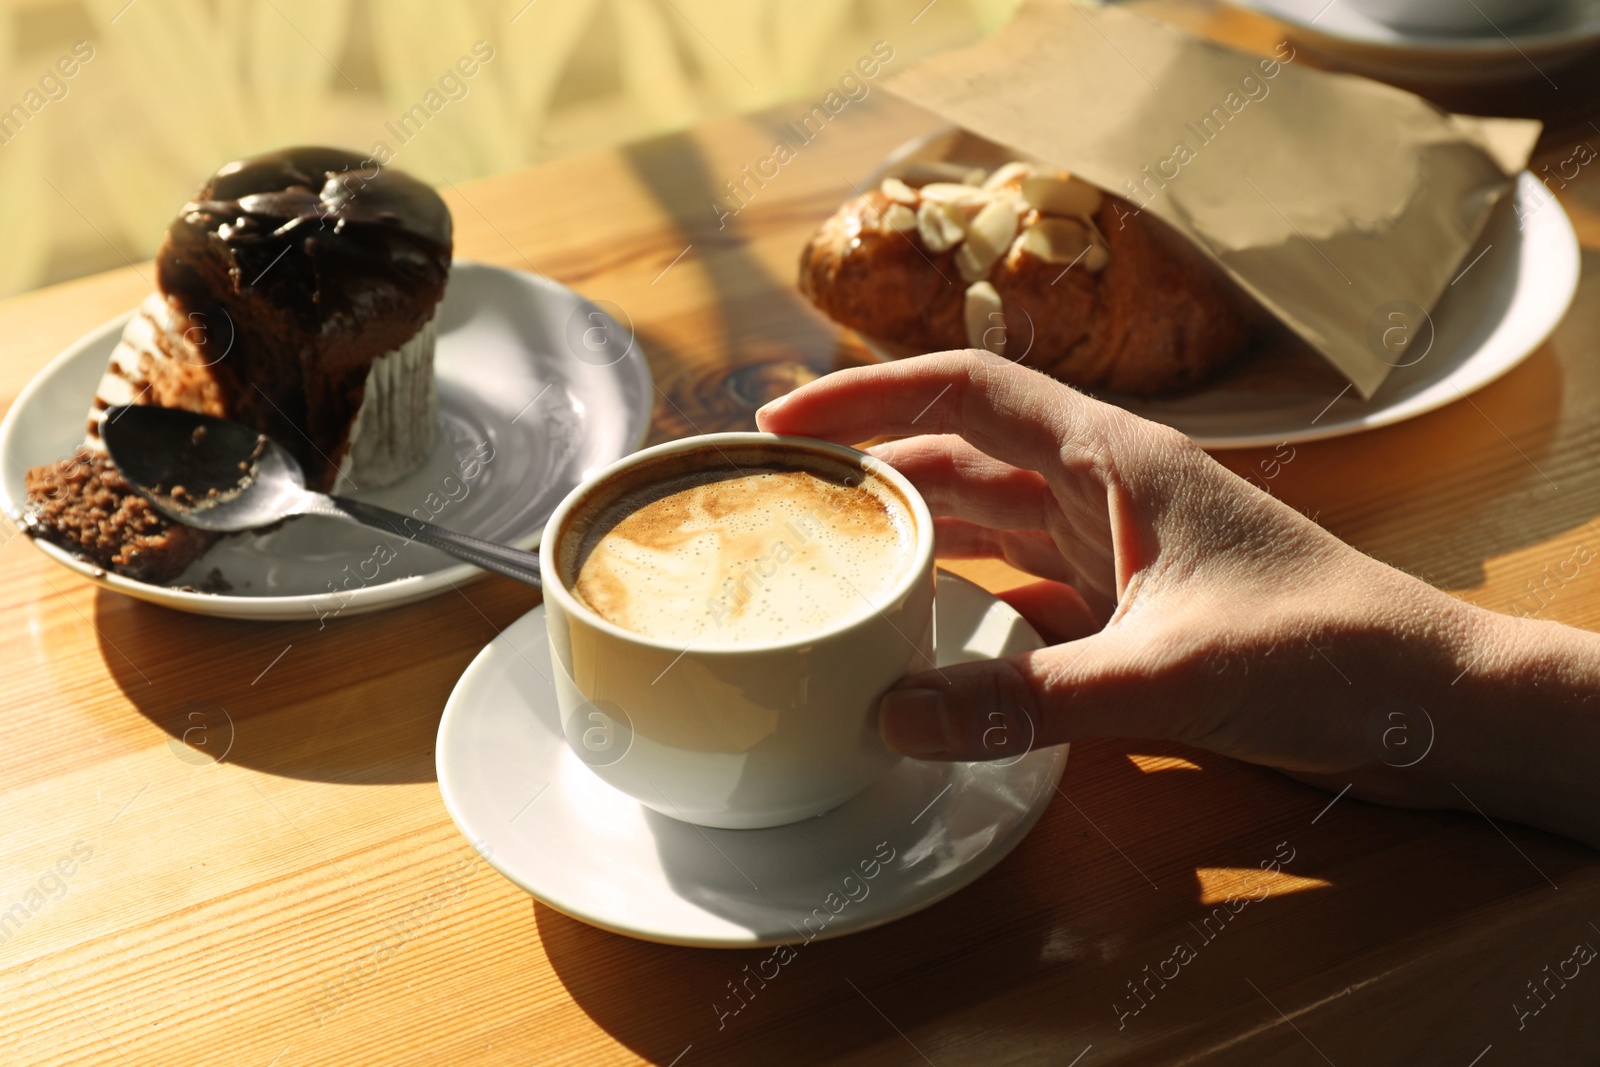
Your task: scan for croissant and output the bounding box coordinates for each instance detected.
[799,163,1258,395]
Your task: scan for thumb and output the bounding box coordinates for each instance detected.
[877,629,1181,760]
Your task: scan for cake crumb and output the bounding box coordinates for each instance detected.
[25,449,218,584]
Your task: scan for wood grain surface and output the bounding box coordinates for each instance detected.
[3,5,1600,1065]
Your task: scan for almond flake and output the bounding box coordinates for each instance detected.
[1019,217,1092,264]
[982,162,1033,190]
[916,200,965,252]
[964,281,1006,356]
[959,197,1022,279]
[1019,175,1103,219]
[881,202,917,232]
[918,182,992,209]
[880,177,919,205]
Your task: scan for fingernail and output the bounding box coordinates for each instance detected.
[879,687,956,756]
[755,395,787,422]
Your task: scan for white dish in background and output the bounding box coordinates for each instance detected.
[435,572,1067,948]
[0,262,654,620]
[1107,172,1578,449]
[864,132,1579,451]
[1227,0,1600,83]
[1340,0,1560,35]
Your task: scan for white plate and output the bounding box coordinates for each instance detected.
[0,262,653,619]
[435,572,1067,948]
[864,133,1579,450]
[1227,0,1600,84]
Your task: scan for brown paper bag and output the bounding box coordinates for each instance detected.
[883,0,1541,397]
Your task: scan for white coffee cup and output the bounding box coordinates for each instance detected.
[1340,0,1561,34]
[539,432,937,829]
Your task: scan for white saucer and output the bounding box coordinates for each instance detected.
[1228,0,1600,84]
[0,262,653,620]
[435,572,1067,948]
[863,131,1579,450]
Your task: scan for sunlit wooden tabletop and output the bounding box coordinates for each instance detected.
[4,4,1600,1065]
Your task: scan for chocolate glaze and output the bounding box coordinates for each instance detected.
[203,147,449,241]
[153,147,452,490]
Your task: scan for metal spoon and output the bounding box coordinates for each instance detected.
[101,405,542,588]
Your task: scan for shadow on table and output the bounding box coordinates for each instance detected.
[617,120,882,446]
[540,736,1560,1066]
[540,737,1599,1064]
[92,572,540,784]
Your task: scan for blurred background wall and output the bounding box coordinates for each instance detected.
[0,0,1020,299]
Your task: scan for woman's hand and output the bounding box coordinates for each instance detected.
[757,350,1600,846]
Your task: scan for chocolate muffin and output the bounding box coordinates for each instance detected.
[26,146,453,584]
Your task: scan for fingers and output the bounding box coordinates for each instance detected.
[761,351,1177,601]
[867,435,1050,531]
[756,349,1117,486]
[877,626,1187,759]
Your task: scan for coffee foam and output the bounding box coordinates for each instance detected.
[561,446,917,647]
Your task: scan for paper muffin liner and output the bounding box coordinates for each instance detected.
[84,293,188,450]
[335,316,439,492]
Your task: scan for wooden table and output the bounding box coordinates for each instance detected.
[4,7,1600,1065]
